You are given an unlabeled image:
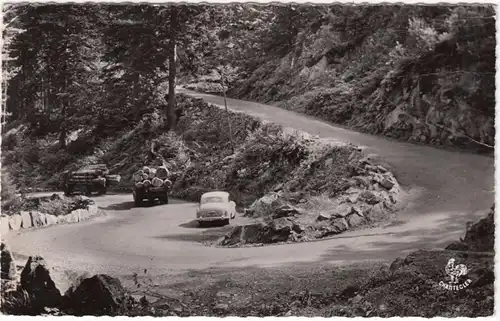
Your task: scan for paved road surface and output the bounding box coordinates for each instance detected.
[6,89,494,283]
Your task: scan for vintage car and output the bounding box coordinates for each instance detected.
[196,191,236,226]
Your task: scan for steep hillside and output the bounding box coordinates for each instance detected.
[2,95,402,242]
[190,5,495,152]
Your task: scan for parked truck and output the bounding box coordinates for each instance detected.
[62,164,121,196]
[132,166,172,207]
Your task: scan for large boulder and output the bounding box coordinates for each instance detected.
[20,256,62,308]
[328,204,353,218]
[274,204,300,218]
[269,218,294,242]
[9,214,22,231]
[220,218,296,246]
[316,212,331,221]
[245,193,280,217]
[347,213,365,228]
[1,240,17,280]
[359,191,381,205]
[330,218,349,234]
[64,274,126,315]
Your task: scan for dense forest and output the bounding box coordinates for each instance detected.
[1,4,496,193]
[3,4,495,149]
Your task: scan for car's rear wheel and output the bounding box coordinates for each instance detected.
[64,184,74,196]
[159,193,169,204]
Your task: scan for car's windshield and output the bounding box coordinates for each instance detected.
[201,196,224,204]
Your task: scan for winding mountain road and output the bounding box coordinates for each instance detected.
[6,89,494,283]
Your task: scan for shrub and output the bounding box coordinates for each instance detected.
[1,170,17,210]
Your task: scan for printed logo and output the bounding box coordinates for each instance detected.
[439,258,472,291]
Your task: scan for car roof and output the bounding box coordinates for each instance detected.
[201,191,229,198]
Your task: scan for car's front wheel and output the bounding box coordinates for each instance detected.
[97,186,107,195]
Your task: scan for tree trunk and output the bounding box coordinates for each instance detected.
[166,6,178,130]
[59,75,68,149]
[2,70,8,121]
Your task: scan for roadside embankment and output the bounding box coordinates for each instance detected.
[0,194,103,237]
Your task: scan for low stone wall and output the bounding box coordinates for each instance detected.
[0,203,103,237]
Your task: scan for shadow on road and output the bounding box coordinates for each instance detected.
[179,219,228,229]
[179,220,201,228]
[100,201,136,211]
[153,225,234,243]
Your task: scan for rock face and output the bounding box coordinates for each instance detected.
[65,274,126,315]
[20,256,62,308]
[462,205,494,252]
[444,205,495,253]
[1,240,17,280]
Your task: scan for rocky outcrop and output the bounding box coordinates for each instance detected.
[445,204,494,252]
[227,154,401,247]
[219,217,305,246]
[332,206,495,317]
[331,249,494,317]
[64,274,126,315]
[462,205,494,252]
[20,256,62,309]
[1,251,133,316]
